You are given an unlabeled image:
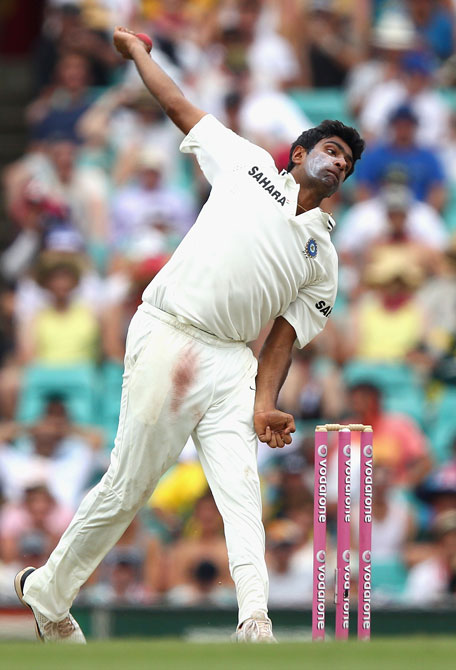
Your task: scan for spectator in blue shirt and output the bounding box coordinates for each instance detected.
[407,0,454,62]
[356,104,447,212]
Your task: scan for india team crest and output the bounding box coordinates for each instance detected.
[304,238,318,259]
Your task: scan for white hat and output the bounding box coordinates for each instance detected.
[381,184,413,211]
[373,11,416,50]
[137,147,166,171]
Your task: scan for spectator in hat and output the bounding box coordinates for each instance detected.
[232,0,301,91]
[0,397,99,510]
[417,237,456,385]
[101,253,169,364]
[77,85,181,187]
[353,462,416,567]
[110,146,195,252]
[3,134,110,261]
[0,483,73,564]
[2,249,101,422]
[356,104,447,211]
[81,546,155,606]
[0,482,71,602]
[16,253,100,368]
[0,529,51,604]
[264,451,313,519]
[359,50,451,148]
[404,509,456,604]
[346,253,428,365]
[11,244,102,338]
[346,10,418,117]
[265,518,315,607]
[339,383,432,490]
[338,180,448,285]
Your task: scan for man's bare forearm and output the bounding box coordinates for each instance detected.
[129,43,205,134]
[254,317,296,412]
[255,348,292,412]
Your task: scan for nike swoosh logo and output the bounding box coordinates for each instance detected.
[249,386,256,391]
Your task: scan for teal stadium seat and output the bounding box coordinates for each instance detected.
[443,183,456,232]
[440,87,456,232]
[17,364,99,425]
[99,360,124,450]
[288,88,354,127]
[440,88,456,111]
[343,360,426,427]
[427,387,456,464]
[371,558,408,600]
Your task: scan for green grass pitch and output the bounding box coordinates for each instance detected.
[2,638,456,670]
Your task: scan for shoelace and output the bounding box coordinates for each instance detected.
[255,620,272,637]
[243,618,272,638]
[43,616,75,638]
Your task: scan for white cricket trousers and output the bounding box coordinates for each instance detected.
[23,303,268,624]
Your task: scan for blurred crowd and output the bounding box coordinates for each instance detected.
[1,0,456,611]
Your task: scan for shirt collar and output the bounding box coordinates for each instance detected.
[279,169,337,231]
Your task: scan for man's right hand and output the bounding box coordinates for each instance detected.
[113,26,148,60]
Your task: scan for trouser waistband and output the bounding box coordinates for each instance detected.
[138,303,244,348]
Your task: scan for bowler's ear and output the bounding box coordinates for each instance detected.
[291,145,306,165]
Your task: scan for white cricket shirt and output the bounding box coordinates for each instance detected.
[143,115,338,347]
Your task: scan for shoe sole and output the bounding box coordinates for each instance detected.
[14,567,44,642]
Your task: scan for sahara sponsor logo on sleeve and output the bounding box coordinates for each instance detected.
[315,300,333,317]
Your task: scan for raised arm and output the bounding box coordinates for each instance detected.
[254,317,296,449]
[113,27,206,135]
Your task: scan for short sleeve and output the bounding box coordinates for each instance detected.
[179,114,274,185]
[282,257,338,349]
[354,146,380,187]
[425,151,445,184]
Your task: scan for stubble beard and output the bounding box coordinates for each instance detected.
[304,154,340,200]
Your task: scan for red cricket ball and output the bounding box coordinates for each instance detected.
[135,33,153,52]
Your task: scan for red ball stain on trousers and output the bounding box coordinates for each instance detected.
[170,345,198,413]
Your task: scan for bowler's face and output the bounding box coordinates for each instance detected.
[304,136,353,193]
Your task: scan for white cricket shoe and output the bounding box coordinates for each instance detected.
[14,567,86,644]
[235,610,277,643]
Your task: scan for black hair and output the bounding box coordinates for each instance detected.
[286,119,365,179]
[43,393,68,413]
[348,382,381,398]
[193,559,219,584]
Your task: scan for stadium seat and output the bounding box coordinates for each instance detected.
[343,360,426,425]
[17,363,99,425]
[288,88,354,126]
[372,558,408,599]
[99,359,124,449]
[443,183,456,232]
[426,387,456,463]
